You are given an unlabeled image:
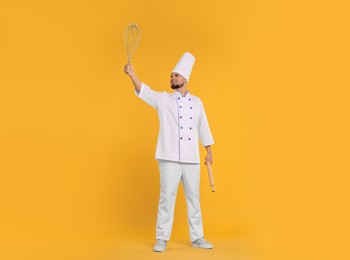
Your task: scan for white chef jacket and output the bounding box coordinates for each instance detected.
[134,82,214,163]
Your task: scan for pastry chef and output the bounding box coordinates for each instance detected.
[124,52,215,252]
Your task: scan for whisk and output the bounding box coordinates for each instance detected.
[123,23,141,62]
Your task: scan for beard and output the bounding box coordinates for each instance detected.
[171,82,184,89]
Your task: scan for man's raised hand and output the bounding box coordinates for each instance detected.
[124,63,134,76]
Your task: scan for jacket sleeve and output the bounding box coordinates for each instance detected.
[198,100,215,146]
[134,82,164,110]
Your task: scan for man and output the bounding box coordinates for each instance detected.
[124,52,215,252]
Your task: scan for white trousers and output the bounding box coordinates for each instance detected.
[156,159,204,242]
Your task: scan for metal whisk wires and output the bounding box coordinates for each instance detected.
[123,23,141,62]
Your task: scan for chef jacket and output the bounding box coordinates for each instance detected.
[134,82,214,163]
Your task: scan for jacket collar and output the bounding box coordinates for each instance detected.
[173,89,191,98]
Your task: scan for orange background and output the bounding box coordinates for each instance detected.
[1,0,349,259]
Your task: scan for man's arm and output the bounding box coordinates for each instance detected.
[204,145,213,165]
[199,100,215,165]
[124,63,163,110]
[124,63,141,92]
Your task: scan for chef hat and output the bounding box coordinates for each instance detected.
[172,52,195,82]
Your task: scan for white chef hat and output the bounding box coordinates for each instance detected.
[172,52,195,82]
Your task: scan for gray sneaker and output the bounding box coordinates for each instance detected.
[192,237,213,249]
[153,239,167,252]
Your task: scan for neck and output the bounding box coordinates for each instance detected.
[175,85,188,97]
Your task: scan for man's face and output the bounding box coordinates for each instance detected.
[170,72,186,89]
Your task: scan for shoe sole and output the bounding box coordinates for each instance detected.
[192,244,213,249]
[153,247,166,252]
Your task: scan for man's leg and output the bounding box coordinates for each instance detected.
[156,160,182,241]
[181,163,204,242]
